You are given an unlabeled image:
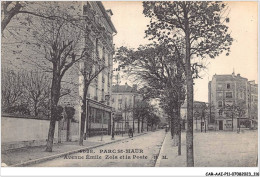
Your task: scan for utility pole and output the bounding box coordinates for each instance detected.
[111,112,115,140]
[132,94,135,133]
[101,111,104,141]
[124,97,127,134]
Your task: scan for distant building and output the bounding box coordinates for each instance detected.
[111,83,144,133]
[181,101,208,131]
[208,72,258,131]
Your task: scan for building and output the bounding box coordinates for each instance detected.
[208,72,258,131]
[181,101,208,131]
[1,2,117,149]
[60,2,117,138]
[111,83,144,134]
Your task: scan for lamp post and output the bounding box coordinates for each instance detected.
[111,112,115,140]
[100,94,110,141]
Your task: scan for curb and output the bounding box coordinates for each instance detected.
[11,132,147,167]
[154,132,168,167]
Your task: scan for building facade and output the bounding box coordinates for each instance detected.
[111,83,144,134]
[60,2,117,138]
[208,72,258,131]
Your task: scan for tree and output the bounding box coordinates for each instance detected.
[4,2,87,152]
[143,1,233,166]
[115,42,186,155]
[1,68,24,111]
[1,1,70,33]
[133,99,151,133]
[78,53,108,146]
[64,106,75,141]
[22,70,50,117]
[77,4,113,145]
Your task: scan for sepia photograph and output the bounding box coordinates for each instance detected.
[1,1,259,175]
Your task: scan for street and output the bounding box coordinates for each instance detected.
[30,130,166,167]
[24,130,258,167]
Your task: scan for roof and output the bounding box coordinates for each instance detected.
[181,101,208,108]
[112,83,138,93]
[213,73,248,82]
[97,2,117,33]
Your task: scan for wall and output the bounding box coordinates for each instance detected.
[2,116,79,151]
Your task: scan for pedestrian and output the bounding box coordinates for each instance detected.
[128,128,133,138]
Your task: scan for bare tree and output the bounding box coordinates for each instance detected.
[22,70,50,117]
[4,2,87,152]
[1,1,75,33]
[1,68,24,110]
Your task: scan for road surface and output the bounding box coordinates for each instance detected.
[30,130,166,167]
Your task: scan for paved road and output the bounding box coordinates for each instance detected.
[30,130,166,167]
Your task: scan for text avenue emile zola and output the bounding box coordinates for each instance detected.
[63,149,151,160]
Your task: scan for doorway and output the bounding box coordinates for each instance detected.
[219,120,223,130]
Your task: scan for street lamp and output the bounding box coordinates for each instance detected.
[99,95,110,141]
[111,111,115,140]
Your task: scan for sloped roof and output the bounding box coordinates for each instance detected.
[112,84,137,93]
[214,74,248,81]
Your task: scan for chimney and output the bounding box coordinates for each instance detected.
[106,9,113,17]
[237,73,240,77]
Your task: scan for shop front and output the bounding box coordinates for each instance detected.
[84,99,112,138]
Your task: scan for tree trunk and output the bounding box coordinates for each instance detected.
[171,116,174,139]
[172,109,179,147]
[178,106,181,155]
[58,120,62,143]
[138,117,140,133]
[141,118,144,133]
[34,101,38,116]
[46,72,61,152]
[66,118,70,141]
[184,7,194,166]
[132,116,135,133]
[79,78,89,146]
[1,3,22,33]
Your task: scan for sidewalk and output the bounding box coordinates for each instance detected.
[157,130,258,167]
[2,132,146,167]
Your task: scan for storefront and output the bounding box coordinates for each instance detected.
[85,99,112,137]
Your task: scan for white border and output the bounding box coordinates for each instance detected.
[1,0,259,176]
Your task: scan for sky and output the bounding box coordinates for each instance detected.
[103,1,258,102]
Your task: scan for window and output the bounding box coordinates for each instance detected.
[218,109,223,116]
[227,83,231,89]
[217,92,223,98]
[226,92,232,98]
[95,87,98,98]
[218,101,223,108]
[102,47,105,61]
[217,84,222,89]
[239,91,244,99]
[102,89,104,101]
[118,101,122,110]
[96,38,98,55]
[107,73,110,87]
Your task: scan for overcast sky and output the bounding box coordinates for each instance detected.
[103,1,258,102]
